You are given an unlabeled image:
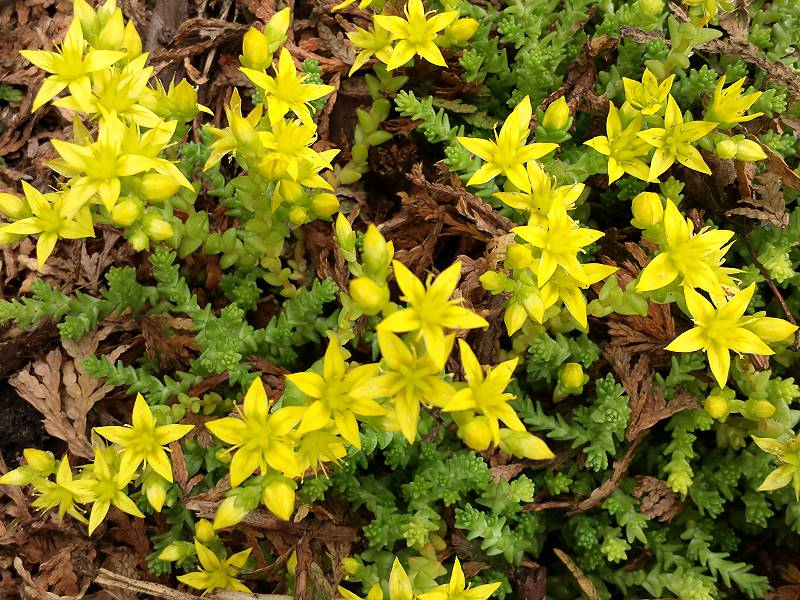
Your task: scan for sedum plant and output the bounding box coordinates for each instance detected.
[1,0,800,598]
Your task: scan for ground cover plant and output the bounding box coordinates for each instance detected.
[0,0,800,598]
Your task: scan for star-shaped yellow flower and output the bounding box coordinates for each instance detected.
[458,96,558,191]
[665,284,798,388]
[94,393,192,482]
[584,102,653,184]
[177,541,251,594]
[377,261,488,362]
[418,557,501,600]
[241,47,334,125]
[374,0,458,70]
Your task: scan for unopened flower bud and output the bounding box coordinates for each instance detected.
[631,192,664,229]
[288,206,308,225]
[559,362,588,394]
[129,228,149,252]
[743,398,776,420]
[277,179,304,204]
[140,173,181,202]
[735,139,767,162]
[264,7,291,53]
[335,213,356,252]
[0,193,29,220]
[213,496,251,530]
[479,270,507,292]
[350,277,390,314]
[262,477,295,521]
[311,192,339,219]
[168,80,199,120]
[363,224,391,273]
[715,139,738,160]
[542,97,571,132]
[449,18,479,43]
[704,394,729,419]
[143,214,174,241]
[158,541,193,562]
[498,429,555,460]
[640,0,664,16]
[341,557,361,577]
[241,28,270,71]
[111,196,143,226]
[195,519,215,543]
[506,244,532,270]
[144,475,167,512]
[459,417,492,452]
[24,448,56,473]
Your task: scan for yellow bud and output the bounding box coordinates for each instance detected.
[23,448,55,473]
[363,224,391,273]
[640,0,664,16]
[277,179,304,204]
[241,28,270,71]
[459,417,493,452]
[449,18,479,43]
[479,270,506,292]
[144,476,167,512]
[0,468,31,486]
[498,429,555,460]
[288,206,309,225]
[335,213,355,248]
[111,197,143,226]
[341,557,361,577]
[214,448,232,464]
[140,173,181,202]
[735,140,767,162]
[213,496,251,529]
[350,277,390,314]
[0,192,30,220]
[506,244,532,270]
[715,139,738,160]
[311,192,339,219]
[143,215,174,241]
[158,542,188,562]
[631,192,664,229]
[542,96,570,132]
[262,477,296,521]
[704,394,729,419]
[195,519,215,543]
[168,80,199,119]
[559,362,587,393]
[744,398,776,420]
[129,229,149,252]
[264,7,291,53]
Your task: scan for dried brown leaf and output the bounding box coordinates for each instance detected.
[632,476,686,522]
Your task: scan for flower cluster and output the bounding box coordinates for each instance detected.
[0,394,192,535]
[343,0,478,75]
[0,0,204,267]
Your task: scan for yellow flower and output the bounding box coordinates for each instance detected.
[636,199,737,295]
[512,205,604,287]
[704,76,763,128]
[258,118,338,181]
[177,540,251,594]
[374,330,454,442]
[418,557,501,600]
[94,393,193,482]
[443,340,524,446]
[684,0,734,26]
[637,95,717,179]
[50,114,193,212]
[540,262,618,329]
[584,102,652,183]
[203,89,264,169]
[21,18,126,110]
[458,96,558,191]
[374,0,458,70]
[377,261,488,361]
[493,161,583,216]
[752,435,800,499]
[0,182,94,268]
[241,47,334,126]
[286,338,385,448]
[622,68,675,116]
[665,284,798,388]
[347,23,395,76]
[205,378,303,486]
[30,456,92,523]
[66,447,144,535]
